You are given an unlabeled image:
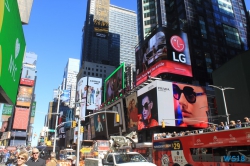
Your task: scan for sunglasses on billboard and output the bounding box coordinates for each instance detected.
[173,84,205,103]
[142,102,151,110]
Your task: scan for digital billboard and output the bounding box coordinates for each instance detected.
[20,64,36,86]
[91,99,126,139]
[76,77,103,120]
[125,92,138,129]
[23,52,37,66]
[137,80,208,130]
[135,27,192,86]
[94,0,110,39]
[60,90,70,104]
[104,63,125,102]
[16,86,33,107]
[0,0,26,104]
[30,101,36,124]
[1,103,13,121]
[13,107,30,130]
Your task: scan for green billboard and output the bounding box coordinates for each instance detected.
[31,101,36,117]
[1,104,13,115]
[0,0,26,104]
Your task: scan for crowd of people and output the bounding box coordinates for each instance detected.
[154,117,250,140]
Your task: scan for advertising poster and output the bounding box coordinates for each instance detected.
[23,52,37,66]
[125,92,138,129]
[1,120,8,132]
[135,27,192,86]
[0,0,26,104]
[13,107,30,130]
[1,104,13,121]
[16,86,33,107]
[30,102,36,124]
[60,90,70,104]
[20,64,36,86]
[76,77,103,120]
[76,77,87,121]
[93,112,107,139]
[137,80,208,129]
[104,63,124,102]
[94,0,110,39]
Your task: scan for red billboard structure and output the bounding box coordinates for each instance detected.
[135,27,192,86]
[12,107,30,130]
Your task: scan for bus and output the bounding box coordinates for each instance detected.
[152,127,250,166]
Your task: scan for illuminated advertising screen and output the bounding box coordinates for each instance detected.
[91,99,126,139]
[1,104,13,121]
[94,0,110,39]
[20,64,36,86]
[76,77,103,120]
[30,102,36,124]
[0,0,26,104]
[125,92,138,129]
[137,80,208,129]
[16,86,33,107]
[104,63,125,102]
[60,90,70,104]
[13,107,30,130]
[23,52,37,66]
[135,27,192,86]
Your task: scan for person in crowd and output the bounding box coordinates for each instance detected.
[235,120,242,128]
[96,115,103,132]
[26,148,46,166]
[46,152,58,166]
[173,83,208,128]
[71,156,76,166]
[244,117,250,126]
[16,151,29,166]
[138,95,158,130]
[229,120,236,129]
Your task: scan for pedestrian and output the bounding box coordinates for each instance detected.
[46,152,59,166]
[26,148,46,166]
[16,151,29,166]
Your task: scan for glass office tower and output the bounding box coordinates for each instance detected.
[137,0,250,85]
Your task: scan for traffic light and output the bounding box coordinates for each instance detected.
[72,121,76,128]
[162,121,165,128]
[116,113,120,123]
[80,126,84,133]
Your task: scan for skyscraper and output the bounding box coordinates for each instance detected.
[80,0,138,68]
[109,5,138,68]
[137,0,250,85]
[62,58,80,108]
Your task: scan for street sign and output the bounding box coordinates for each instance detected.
[48,129,55,132]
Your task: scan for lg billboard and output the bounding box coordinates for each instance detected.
[137,80,208,130]
[135,27,192,85]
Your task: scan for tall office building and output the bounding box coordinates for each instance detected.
[137,0,250,85]
[62,58,80,108]
[109,5,138,68]
[81,0,138,68]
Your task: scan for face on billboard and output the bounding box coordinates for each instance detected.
[137,88,158,130]
[1,121,8,132]
[125,92,138,129]
[105,65,123,102]
[173,83,208,128]
[0,0,26,104]
[136,27,192,86]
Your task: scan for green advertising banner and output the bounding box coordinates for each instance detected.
[1,104,13,115]
[0,0,26,104]
[31,101,36,117]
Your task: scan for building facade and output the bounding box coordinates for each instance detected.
[62,58,80,108]
[109,5,138,68]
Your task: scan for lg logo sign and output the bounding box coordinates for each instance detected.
[170,35,186,63]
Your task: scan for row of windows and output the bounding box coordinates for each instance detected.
[83,71,106,78]
[144,19,156,26]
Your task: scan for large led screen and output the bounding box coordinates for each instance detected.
[137,80,209,129]
[16,86,33,107]
[1,104,13,121]
[20,64,36,86]
[93,0,110,39]
[125,92,138,130]
[104,63,125,102]
[76,77,103,120]
[12,107,30,130]
[91,99,126,139]
[135,27,192,86]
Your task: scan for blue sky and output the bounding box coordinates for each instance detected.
[11,1,250,146]
[22,0,137,146]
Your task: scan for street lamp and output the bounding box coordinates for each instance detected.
[208,85,235,125]
[45,113,60,139]
[53,85,62,152]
